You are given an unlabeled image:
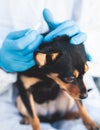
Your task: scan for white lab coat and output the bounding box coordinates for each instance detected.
[0,0,100,130]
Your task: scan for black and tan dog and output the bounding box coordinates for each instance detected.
[16,36,99,130]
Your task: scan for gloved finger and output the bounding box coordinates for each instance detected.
[70,32,87,45]
[43,8,74,31]
[43,20,75,42]
[12,53,33,62]
[85,48,92,61]
[12,30,40,50]
[7,29,29,39]
[17,59,36,72]
[44,25,80,42]
[6,59,35,72]
[43,8,59,30]
[56,25,80,36]
[86,53,92,61]
[22,35,43,55]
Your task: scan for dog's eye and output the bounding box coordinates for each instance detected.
[63,76,75,83]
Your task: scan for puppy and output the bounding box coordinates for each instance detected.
[16,36,99,130]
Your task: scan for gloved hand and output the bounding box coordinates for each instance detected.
[0,29,43,72]
[43,8,87,45]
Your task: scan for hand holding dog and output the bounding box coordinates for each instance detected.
[0,29,43,72]
[43,9,92,61]
[0,9,88,73]
[43,8,87,45]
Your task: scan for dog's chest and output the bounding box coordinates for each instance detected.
[34,90,74,119]
[31,82,60,104]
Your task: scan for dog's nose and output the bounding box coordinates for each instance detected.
[80,93,88,99]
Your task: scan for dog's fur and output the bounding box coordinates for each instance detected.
[16,36,99,130]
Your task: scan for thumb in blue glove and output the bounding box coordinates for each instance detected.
[43,8,87,45]
[0,29,43,72]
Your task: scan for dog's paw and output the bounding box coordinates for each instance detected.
[20,117,29,125]
[84,121,100,130]
[64,111,80,120]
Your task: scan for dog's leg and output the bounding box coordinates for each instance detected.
[20,116,29,124]
[17,94,40,130]
[75,100,100,130]
[63,111,80,120]
[28,94,41,130]
[16,79,41,130]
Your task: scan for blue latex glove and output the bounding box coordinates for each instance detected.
[43,8,87,45]
[0,29,43,72]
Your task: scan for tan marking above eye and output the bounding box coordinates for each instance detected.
[51,52,59,61]
[84,63,89,72]
[73,70,79,78]
[35,53,46,67]
[20,75,41,89]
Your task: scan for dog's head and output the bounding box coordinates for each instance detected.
[35,36,89,99]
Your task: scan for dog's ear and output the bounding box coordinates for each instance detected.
[35,52,46,67]
[35,52,59,67]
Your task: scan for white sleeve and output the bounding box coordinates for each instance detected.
[0,1,18,94]
[0,69,17,94]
